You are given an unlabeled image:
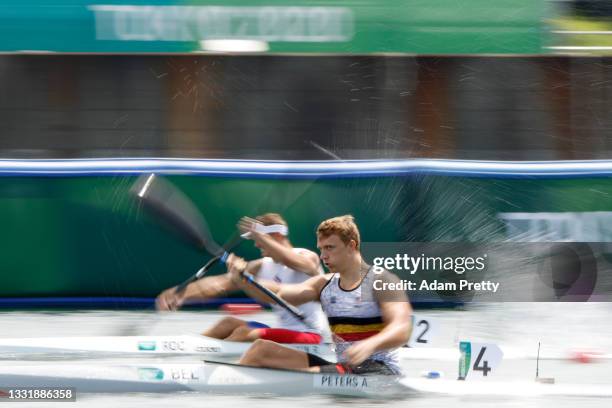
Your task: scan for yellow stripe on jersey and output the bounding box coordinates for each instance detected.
[330,322,386,334]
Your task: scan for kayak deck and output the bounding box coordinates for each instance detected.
[0,335,336,362]
[0,360,404,397]
[0,360,609,398]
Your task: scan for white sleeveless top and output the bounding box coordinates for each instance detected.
[320,267,400,373]
[257,248,329,336]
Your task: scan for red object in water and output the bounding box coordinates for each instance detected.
[569,349,603,364]
[221,303,263,315]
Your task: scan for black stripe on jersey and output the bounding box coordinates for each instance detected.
[327,316,384,326]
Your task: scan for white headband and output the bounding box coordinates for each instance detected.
[241,224,289,239]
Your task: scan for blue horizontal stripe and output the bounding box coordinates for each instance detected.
[0,297,261,309]
[0,158,611,178]
[0,297,459,309]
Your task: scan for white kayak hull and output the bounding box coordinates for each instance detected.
[1,335,607,362]
[0,360,609,398]
[0,361,404,397]
[0,335,335,361]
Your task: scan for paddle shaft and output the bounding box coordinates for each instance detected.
[240,271,306,322]
[177,255,309,328]
[174,252,230,294]
[170,232,308,324]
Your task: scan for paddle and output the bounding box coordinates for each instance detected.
[131,173,307,323]
[174,232,244,295]
[237,271,306,321]
[131,173,226,258]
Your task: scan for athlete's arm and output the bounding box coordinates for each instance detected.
[243,258,264,276]
[344,272,412,365]
[155,258,263,311]
[228,255,328,305]
[277,274,329,305]
[156,274,236,311]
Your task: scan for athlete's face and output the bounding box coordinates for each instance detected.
[317,234,355,272]
[254,233,284,257]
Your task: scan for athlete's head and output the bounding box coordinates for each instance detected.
[316,215,361,272]
[252,213,289,256]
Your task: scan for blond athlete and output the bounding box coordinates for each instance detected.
[228,215,412,375]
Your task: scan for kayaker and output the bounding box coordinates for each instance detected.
[156,213,329,344]
[230,215,412,374]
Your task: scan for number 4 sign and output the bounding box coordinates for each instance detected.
[458,341,503,380]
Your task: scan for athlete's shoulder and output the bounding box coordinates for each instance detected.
[371,268,401,282]
[317,272,336,289]
[368,269,409,303]
[305,273,332,289]
[259,256,275,265]
[255,256,276,277]
[323,272,335,280]
[293,248,324,275]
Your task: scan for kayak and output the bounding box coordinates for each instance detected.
[0,360,405,397]
[0,334,336,361]
[1,359,609,398]
[1,334,606,362]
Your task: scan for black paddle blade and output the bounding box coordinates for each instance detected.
[130,174,224,257]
